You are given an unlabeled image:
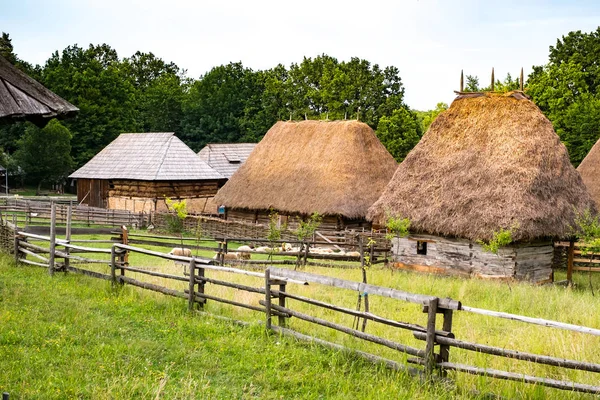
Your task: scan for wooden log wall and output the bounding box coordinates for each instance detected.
[392,234,553,283]
[109,180,221,199]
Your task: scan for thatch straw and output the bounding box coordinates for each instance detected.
[368,91,594,241]
[214,120,397,218]
[577,140,600,208]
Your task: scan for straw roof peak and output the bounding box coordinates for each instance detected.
[214,120,397,218]
[368,93,594,241]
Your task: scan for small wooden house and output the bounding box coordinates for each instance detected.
[368,91,595,283]
[577,140,600,208]
[70,132,226,213]
[197,143,256,178]
[214,120,397,230]
[0,54,78,126]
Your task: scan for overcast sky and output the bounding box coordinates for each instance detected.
[2,0,600,110]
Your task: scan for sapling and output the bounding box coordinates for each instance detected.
[293,212,322,269]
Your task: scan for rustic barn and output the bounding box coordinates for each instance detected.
[0,54,78,126]
[214,120,398,230]
[70,132,226,213]
[577,139,600,208]
[368,91,595,283]
[197,143,256,178]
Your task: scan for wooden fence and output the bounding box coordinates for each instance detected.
[0,197,147,228]
[5,206,600,395]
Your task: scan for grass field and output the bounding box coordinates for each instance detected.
[7,230,600,398]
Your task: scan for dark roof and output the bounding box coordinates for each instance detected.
[70,132,224,181]
[0,55,78,126]
[197,143,256,178]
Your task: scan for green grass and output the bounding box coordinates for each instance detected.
[0,254,466,399]
[11,231,600,398]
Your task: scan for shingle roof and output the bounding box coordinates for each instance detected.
[0,55,78,126]
[197,143,256,178]
[70,132,224,181]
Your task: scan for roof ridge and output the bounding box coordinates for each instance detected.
[154,135,174,180]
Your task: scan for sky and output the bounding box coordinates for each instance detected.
[2,0,600,110]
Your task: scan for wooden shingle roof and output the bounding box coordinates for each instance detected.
[70,132,225,181]
[0,55,78,126]
[197,143,256,178]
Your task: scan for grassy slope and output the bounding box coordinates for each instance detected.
[0,254,466,400]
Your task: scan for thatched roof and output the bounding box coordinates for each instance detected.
[0,55,78,126]
[368,91,594,241]
[198,143,256,178]
[70,132,224,181]
[214,120,397,218]
[577,139,600,208]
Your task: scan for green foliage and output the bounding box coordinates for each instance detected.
[267,210,283,243]
[573,208,600,255]
[13,120,73,190]
[477,226,516,255]
[463,73,521,93]
[464,75,480,92]
[385,214,411,240]
[295,212,322,241]
[413,102,448,133]
[375,107,423,162]
[164,197,188,234]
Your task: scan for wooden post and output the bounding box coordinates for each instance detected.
[278,282,287,328]
[491,67,495,91]
[217,241,223,266]
[197,265,205,311]
[265,268,272,330]
[121,225,129,266]
[64,203,72,273]
[188,258,196,311]
[48,202,56,276]
[520,67,524,91]
[13,234,20,264]
[439,309,453,377]
[110,246,117,286]
[567,240,575,285]
[359,235,364,267]
[424,297,439,377]
[460,69,464,92]
[303,241,309,266]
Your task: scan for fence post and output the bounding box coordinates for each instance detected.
[424,297,439,377]
[223,238,228,264]
[439,308,453,377]
[48,202,56,276]
[278,281,287,328]
[121,226,129,266]
[13,234,20,264]
[567,240,575,285]
[197,265,205,311]
[64,203,72,273]
[188,258,196,311]
[110,246,117,286]
[265,268,272,330]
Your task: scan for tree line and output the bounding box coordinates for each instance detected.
[2,27,600,189]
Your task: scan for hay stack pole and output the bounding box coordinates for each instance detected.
[460,70,464,92]
[491,68,495,92]
[520,67,524,91]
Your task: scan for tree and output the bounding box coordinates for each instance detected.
[375,107,423,162]
[528,28,600,165]
[0,32,16,64]
[414,102,448,133]
[14,120,73,193]
[42,44,140,166]
[464,75,480,92]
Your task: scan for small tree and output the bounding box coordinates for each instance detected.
[385,214,411,241]
[294,212,322,268]
[164,197,188,237]
[14,120,73,194]
[267,210,285,261]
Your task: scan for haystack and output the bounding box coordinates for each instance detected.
[367,91,594,282]
[577,139,600,208]
[214,120,397,227]
[368,91,593,242]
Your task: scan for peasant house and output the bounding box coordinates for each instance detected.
[70,132,226,213]
[214,120,398,230]
[197,143,256,179]
[368,91,595,283]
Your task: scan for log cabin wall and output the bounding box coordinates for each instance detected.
[392,234,553,283]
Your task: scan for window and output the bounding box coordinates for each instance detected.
[417,241,427,255]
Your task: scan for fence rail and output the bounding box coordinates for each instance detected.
[3,205,600,396]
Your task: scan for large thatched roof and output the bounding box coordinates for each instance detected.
[0,55,78,126]
[214,120,397,218]
[368,91,594,241]
[70,132,224,181]
[577,139,600,208]
[198,143,256,178]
